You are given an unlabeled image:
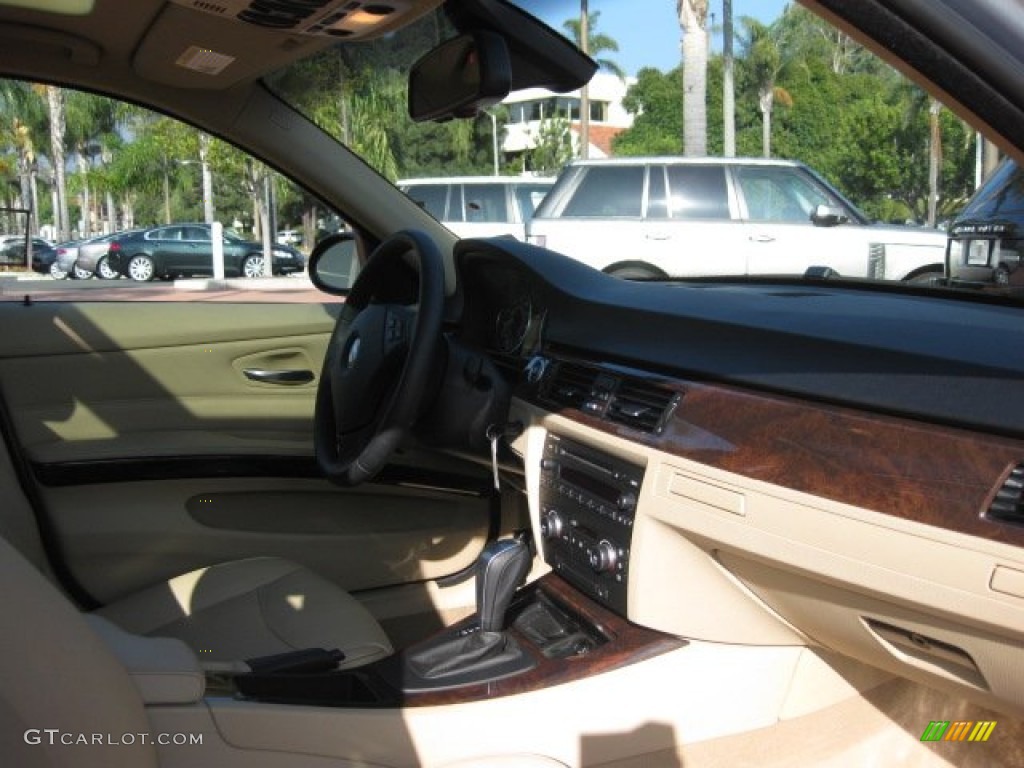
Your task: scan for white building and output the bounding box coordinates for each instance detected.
[500,72,635,161]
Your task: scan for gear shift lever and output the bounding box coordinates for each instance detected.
[392,537,536,691]
[476,538,531,633]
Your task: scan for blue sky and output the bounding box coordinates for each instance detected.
[529,0,792,76]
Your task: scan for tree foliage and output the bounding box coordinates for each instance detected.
[616,5,976,223]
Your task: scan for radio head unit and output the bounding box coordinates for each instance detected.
[538,434,644,615]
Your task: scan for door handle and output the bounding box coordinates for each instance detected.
[243,368,315,385]
[644,232,671,241]
[749,234,776,243]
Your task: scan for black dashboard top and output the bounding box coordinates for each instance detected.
[454,237,1024,439]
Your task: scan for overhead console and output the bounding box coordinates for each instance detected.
[538,433,644,615]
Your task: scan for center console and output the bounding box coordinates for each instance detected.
[538,434,644,616]
[217,434,670,710]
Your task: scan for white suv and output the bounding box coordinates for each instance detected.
[399,176,553,241]
[527,158,946,281]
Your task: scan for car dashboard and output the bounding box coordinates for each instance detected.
[453,236,1024,716]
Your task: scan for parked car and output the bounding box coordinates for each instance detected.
[105,223,305,281]
[528,157,947,281]
[4,2,1024,768]
[73,230,142,279]
[0,235,61,276]
[54,232,126,279]
[399,176,554,240]
[947,158,1024,293]
[27,239,60,277]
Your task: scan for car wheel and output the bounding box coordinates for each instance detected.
[127,254,156,282]
[242,253,265,278]
[995,266,1011,285]
[606,263,667,281]
[907,269,942,285]
[96,257,120,280]
[49,262,68,280]
[72,262,93,280]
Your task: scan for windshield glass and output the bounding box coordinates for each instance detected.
[259,0,1006,296]
[262,0,1020,298]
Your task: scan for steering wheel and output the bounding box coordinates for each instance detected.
[315,230,446,486]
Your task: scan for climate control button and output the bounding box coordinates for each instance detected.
[540,510,566,540]
[586,540,618,574]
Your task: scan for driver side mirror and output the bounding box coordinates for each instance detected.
[811,204,849,227]
[309,232,360,294]
[408,31,512,122]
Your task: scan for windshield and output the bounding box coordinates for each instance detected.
[263,1,1006,297]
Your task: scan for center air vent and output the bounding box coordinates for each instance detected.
[986,463,1024,527]
[607,379,680,434]
[542,362,596,410]
[541,360,680,435]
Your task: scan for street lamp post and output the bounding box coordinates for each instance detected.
[487,110,499,175]
[199,133,214,225]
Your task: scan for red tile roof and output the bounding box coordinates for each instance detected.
[570,123,626,157]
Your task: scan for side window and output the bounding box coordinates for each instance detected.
[183,226,209,241]
[514,184,552,222]
[563,166,645,218]
[736,167,834,223]
[464,184,509,223]
[666,166,730,219]
[405,184,449,220]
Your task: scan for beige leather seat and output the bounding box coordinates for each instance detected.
[94,556,393,668]
[0,445,391,668]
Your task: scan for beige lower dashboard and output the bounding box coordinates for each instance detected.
[510,398,1024,716]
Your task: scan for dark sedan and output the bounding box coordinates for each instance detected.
[105,223,304,281]
[1,235,60,277]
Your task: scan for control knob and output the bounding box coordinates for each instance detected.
[586,540,618,574]
[617,491,637,513]
[540,510,566,540]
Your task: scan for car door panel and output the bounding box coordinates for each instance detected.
[0,301,492,603]
[41,476,489,603]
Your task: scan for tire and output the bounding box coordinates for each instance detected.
[96,256,120,280]
[994,266,1011,285]
[242,253,265,279]
[605,263,666,281]
[49,261,68,280]
[72,262,93,280]
[126,254,156,282]
[906,269,942,285]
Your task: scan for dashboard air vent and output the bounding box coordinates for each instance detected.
[987,463,1024,527]
[543,362,596,410]
[607,380,680,434]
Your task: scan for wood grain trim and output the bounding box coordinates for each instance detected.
[527,354,1024,549]
[391,574,685,707]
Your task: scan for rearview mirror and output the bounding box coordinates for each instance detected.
[309,232,360,294]
[408,31,511,122]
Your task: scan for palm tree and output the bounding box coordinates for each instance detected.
[678,0,709,157]
[563,6,625,159]
[562,10,625,79]
[0,82,43,234]
[740,18,794,158]
[64,91,118,236]
[41,86,70,241]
